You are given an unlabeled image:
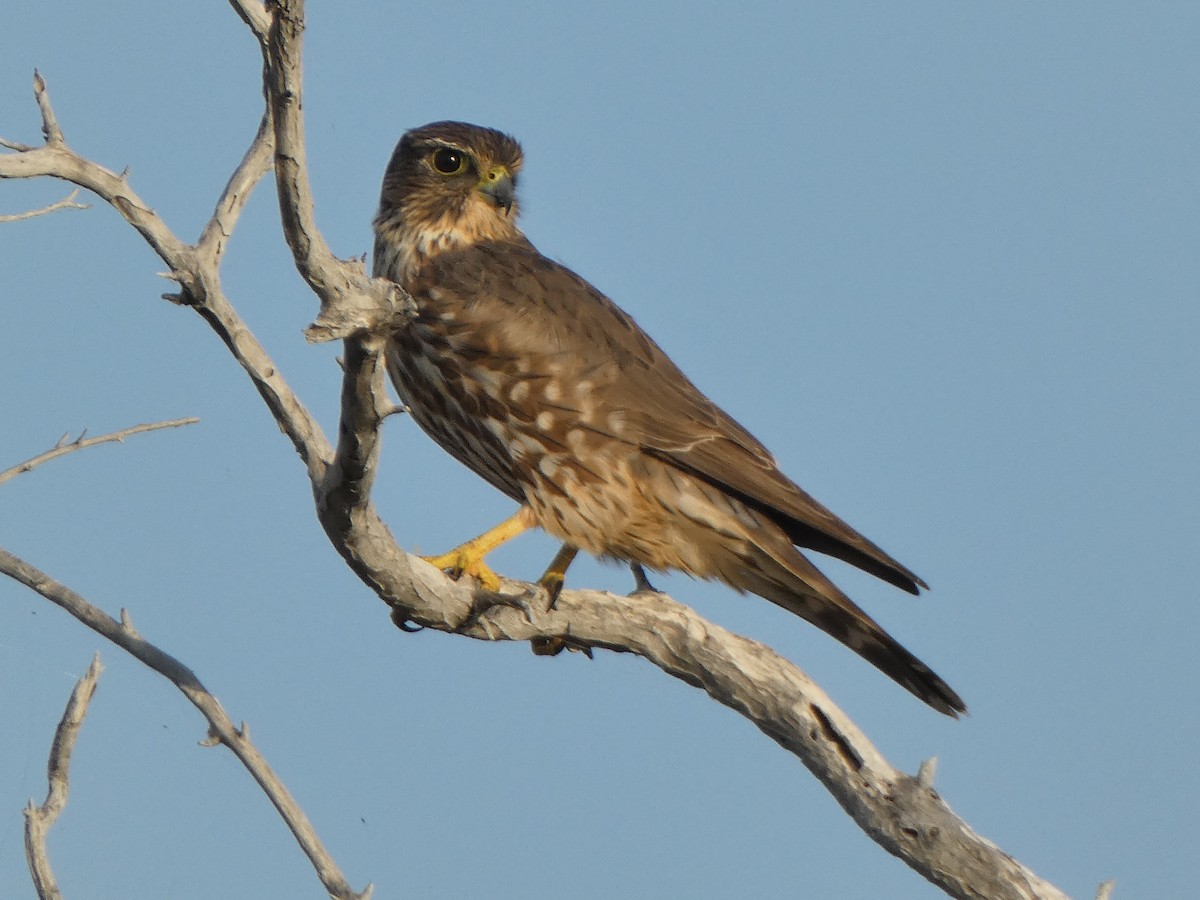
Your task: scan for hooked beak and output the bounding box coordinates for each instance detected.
[478,166,515,213]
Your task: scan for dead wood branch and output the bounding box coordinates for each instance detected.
[0,548,372,900]
[0,418,199,486]
[23,654,103,900]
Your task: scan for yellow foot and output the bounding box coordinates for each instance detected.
[419,506,537,593]
[421,548,502,592]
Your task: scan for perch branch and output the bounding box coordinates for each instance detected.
[314,308,1070,900]
[0,547,372,900]
[24,653,103,900]
[0,418,200,486]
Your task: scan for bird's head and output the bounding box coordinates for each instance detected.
[374,121,525,263]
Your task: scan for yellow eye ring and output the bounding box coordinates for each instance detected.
[430,147,468,175]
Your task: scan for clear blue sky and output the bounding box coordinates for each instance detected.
[2,2,1197,897]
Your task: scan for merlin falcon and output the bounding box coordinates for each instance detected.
[373,121,965,717]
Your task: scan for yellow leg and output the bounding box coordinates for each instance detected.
[537,543,580,606]
[421,506,536,592]
[531,542,588,657]
[629,562,660,594]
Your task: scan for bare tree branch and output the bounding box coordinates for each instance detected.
[33,70,65,147]
[23,653,103,900]
[227,0,271,44]
[197,110,274,262]
[0,188,88,222]
[0,74,195,288]
[258,0,413,343]
[0,418,200,486]
[0,3,1088,897]
[0,70,332,482]
[263,1,333,289]
[0,136,37,152]
[0,548,373,900]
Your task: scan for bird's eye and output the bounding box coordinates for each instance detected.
[430,148,468,175]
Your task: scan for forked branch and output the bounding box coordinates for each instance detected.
[0,547,372,900]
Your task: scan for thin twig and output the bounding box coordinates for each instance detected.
[33,70,65,146]
[0,188,89,222]
[0,136,37,152]
[0,74,194,280]
[24,653,104,900]
[0,418,200,486]
[197,111,274,261]
[0,548,372,900]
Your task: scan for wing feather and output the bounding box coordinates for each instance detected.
[413,242,926,594]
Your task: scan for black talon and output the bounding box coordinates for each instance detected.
[530,635,593,659]
[390,608,425,632]
[543,575,565,609]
